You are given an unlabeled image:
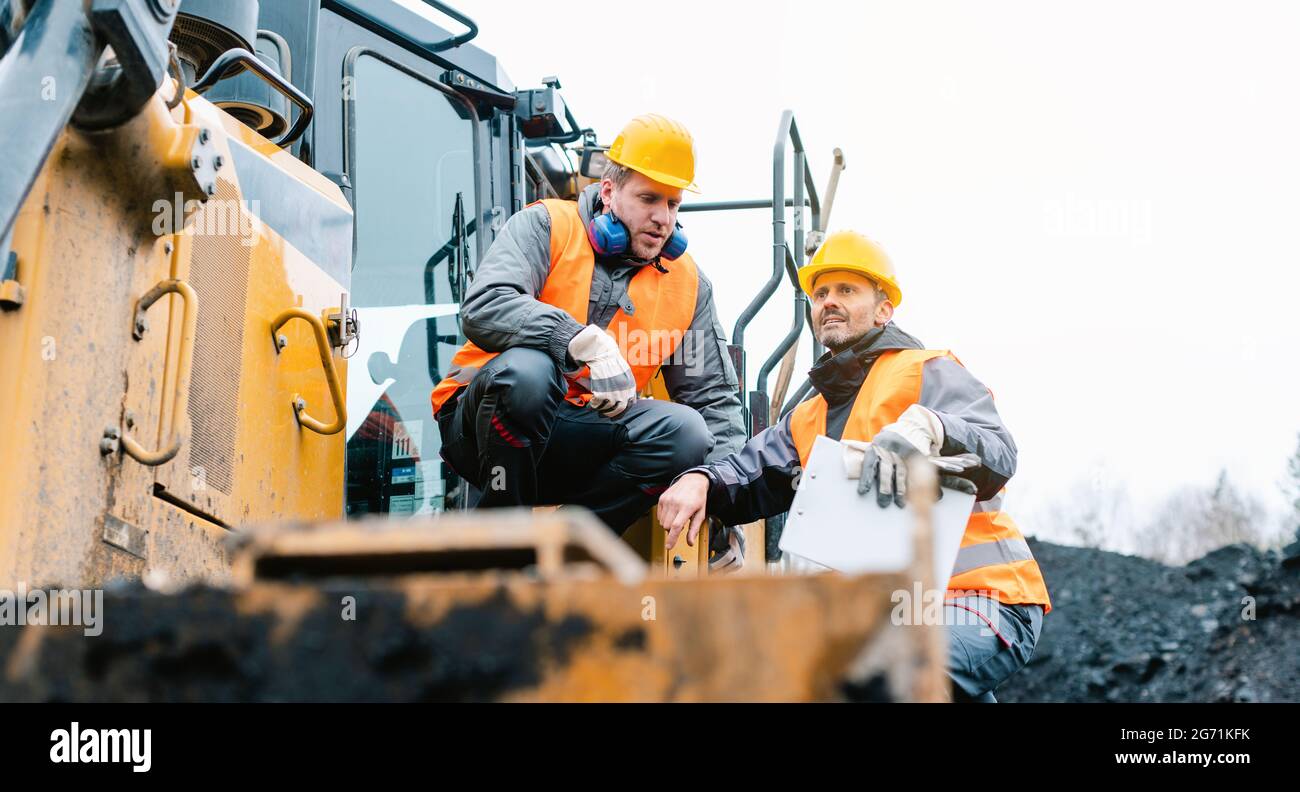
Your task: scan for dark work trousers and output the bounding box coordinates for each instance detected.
[945,596,1045,702]
[436,347,712,533]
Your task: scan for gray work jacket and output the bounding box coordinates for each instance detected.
[457,183,746,461]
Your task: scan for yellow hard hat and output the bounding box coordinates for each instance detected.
[606,113,700,193]
[798,231,903,307]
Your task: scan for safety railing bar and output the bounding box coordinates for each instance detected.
[728,111,831,437]
[328,0,478,56]
[678,198,810,213]
[419,0,478,52]
[788,116,822,227]
[730,111,796,362]
[755,247,807,395]
[732,112,822,360]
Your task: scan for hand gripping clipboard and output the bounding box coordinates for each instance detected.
[779,436,975,585]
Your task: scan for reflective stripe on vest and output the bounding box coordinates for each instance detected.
[430,199,699,415]
[788,348,1052,614]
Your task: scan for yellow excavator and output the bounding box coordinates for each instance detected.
[0,0,947,701]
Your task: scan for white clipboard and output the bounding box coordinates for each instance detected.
[779,436,975,584]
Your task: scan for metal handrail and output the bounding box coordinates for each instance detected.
[121,278,198,465]
[677,198,811,213]
[417,0,478,51]
[329,0,479,55]
[729,111,822,435]
[271,308,347,436]
[192,47,314,148]
[730,112,820,361]
[754,247,805,398]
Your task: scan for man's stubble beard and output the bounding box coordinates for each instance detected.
[606,198,665,260]
[629,237,664,260]
[817,322,873,354]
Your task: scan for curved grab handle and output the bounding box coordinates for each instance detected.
[122,279,198,466]
[271,308,346,435]
[192,47,314,148]
[420,0,479,52]
[330,0,479,54]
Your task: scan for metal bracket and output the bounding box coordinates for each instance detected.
[72,0,180,130]
[442,69,514,109]
[102,513,148,559]
[100,425,121,456]
[515,82,591,145]
[326,292,359,351]
[513,85,567,139]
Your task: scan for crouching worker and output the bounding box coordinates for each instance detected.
[655,231,1051,701]
[430,114,745,533]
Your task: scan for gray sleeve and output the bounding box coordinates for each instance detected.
[459,204,585,367]
[676,412,801,526]
[660,266,747,461]
[919,356,1018,501]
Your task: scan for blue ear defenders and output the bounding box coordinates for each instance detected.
[587,212,689,261]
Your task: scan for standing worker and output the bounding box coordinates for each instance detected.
[431,114,746,538]
[656,231,1052,701]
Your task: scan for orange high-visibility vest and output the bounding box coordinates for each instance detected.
[430,199,699,415]
[788,348,1052,614]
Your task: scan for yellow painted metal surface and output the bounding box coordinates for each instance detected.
[0,87,350,589]
[624,371,766,574]
[623,510,708,577]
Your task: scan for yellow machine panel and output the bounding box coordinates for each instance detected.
[0,89,352,590]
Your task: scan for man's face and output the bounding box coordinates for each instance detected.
[810,271,894,351]
[600,170,683,260]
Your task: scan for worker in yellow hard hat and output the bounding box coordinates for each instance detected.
[430,113,745,540]
[798,230,903,306]
[658,229,1051,701]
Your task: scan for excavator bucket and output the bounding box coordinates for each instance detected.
[0,509,949,702]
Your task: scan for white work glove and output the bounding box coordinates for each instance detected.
[568,324,637,418]
[842,405,980,508]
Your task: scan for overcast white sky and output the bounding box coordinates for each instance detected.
[403,0,1300,546]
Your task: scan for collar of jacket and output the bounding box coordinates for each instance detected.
[579,183,669,272]
[807,322,925,406]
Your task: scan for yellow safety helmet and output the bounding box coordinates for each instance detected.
[606,113,700,193]
[798,230,903,307]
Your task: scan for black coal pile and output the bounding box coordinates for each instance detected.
[1000,532,1300,702]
